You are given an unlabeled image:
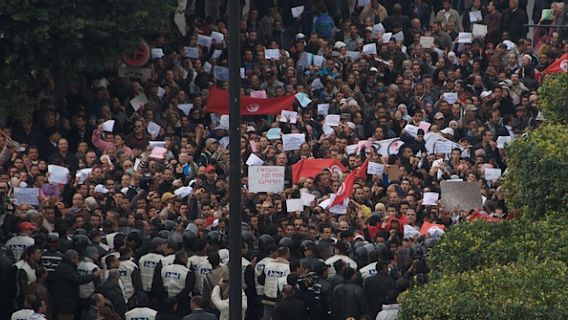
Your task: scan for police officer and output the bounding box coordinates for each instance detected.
[325,240,358,276]
[254,243,278,299]
[158,250,195,316]
[77,246,102,302]
[138,237,166,294]
[118,246,142,306]
[187,238,210,296]
[40,233,63,277]
[262,246,291,320]
[6,222,35,262]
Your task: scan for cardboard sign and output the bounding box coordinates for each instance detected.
[246,153,264,166]
[248,166,285,193]
[484,168,502,181]
[420,36,435,48]
[264,49,280,60]
[325,114,340,127]
[129,94,149,111]
[101,120,115,132]
[291,5,304,18]
[440,181,483,211]
[301,192,316,206]
[317,104,330,116]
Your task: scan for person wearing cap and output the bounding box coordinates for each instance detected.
[6,222,36,262]
[77,246,102,302]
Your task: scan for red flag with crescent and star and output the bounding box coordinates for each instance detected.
[543,53,568,75]
[206,87,296,115]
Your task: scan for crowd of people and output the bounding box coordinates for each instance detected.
[1,0,567,319]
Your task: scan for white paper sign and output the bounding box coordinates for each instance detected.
[420,36,435,48]
[458,32,473,43]
[174,186,193,199]
[472,24,488,38]
[443,92,458,104]
[102,120,115,132]
[404,124,420,138]
[286,199,304,212]
[213,66,229,81]
[469,11,483,23]
[282,133,305,151]
[220,115,230,129]
[212,49,222,59]
[211,31,224,43]
[418,121,431,133]
[280,110,298,124]
[197,35,212,48]
[291,5,304,18]
[317,104,330,116]
[496,136,512,149]
[14,188,40,206]
[264,49,280,60]
[157,87,166,98]
[372,23,385,35]
[423,192,439,206]
[382,33,392,42]
[177,103,193,116]
[151,48,164,59]
[203,62,212,73]
[312,55,325,67]
[298,51,314,69]
[129,94,148,111]
[392,31,404,43]
[266,128,281,140]
[147,121,161,137]
[301,192,316,206]
[48,165,69,184]
[184,47,199,59]
[363,43,377,55]
[346,51,360,61]
[295,92,312,107]
[325,114,341,127]
[250,90,268,99]
[76,168,92,184]
[367,162,385,176]
[357,0,370,7]
[248,166,285,193]
[484,168,502,181]
[246,153,264,166]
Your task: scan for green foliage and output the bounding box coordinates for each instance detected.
[399,259,568,320]
[538,73,568,123]
[428,218,568,277]
[0,0,176,108]
[502,124,568,218]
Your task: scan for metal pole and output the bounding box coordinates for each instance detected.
[227,0,242,319]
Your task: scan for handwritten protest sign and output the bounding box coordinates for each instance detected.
[248,166,285,193]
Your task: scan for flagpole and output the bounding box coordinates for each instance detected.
[227,0,242,319]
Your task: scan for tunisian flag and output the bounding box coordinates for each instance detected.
[291,158,346,184]
[206,87,295,115]
[329,170,357,207]
[543,53,568,74]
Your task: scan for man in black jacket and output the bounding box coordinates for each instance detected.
[0,249,17,320]
[51,249,101,320]
[273,284,307,320]
[501,0,529,42]
[363,259,397,318]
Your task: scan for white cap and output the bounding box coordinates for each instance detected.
[480,91,492,99]
[346,122,356,130]
[295,33,306,40]
[246,126,255,132]
[94,184,109,194]
[334,41,347,49]
[369,67,379,73]
[441,127,454,136]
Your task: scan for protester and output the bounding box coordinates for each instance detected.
[3,1,568,320]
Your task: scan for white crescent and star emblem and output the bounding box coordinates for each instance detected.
[246,104,260,113]
[561,60,568,72]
